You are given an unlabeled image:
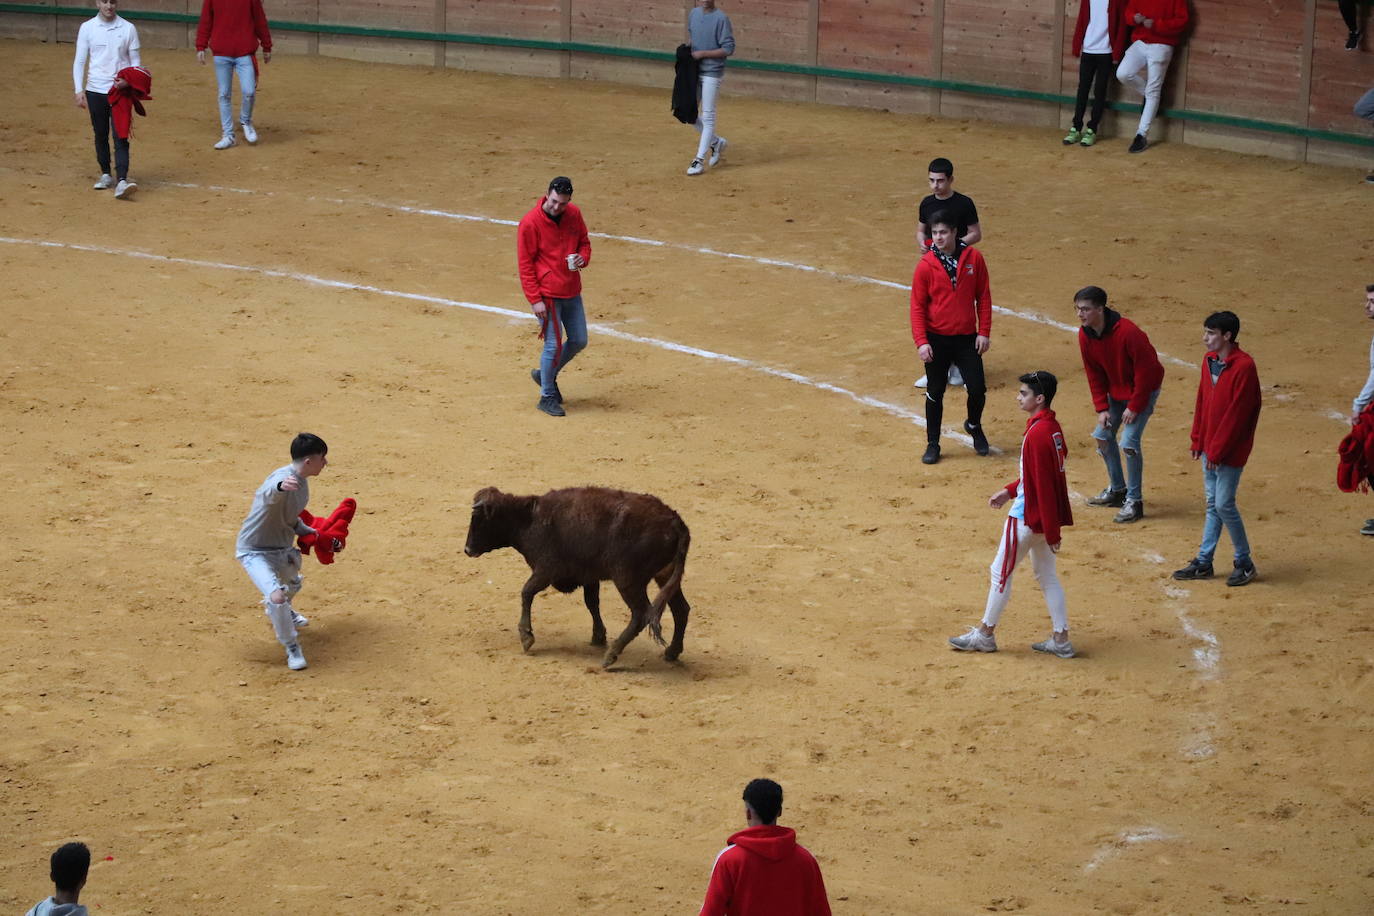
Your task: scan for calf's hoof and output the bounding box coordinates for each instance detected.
[600,650,620,669]
[663,645,683,662]
[590,630,607,647]
[520,632,535,652]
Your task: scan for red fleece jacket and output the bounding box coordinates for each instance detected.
[1190,346,1261,467]
[1072,0,1128,59]
[516,197,591,305]
[196,0,272,57]
[1123,0,1190,46]
[909,245,992,348]
[1005,409,1073,548]
[699,825,831,916]
[1078,311,1165,414]
[297,498,356,565]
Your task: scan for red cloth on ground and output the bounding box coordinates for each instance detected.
[297,498,356,565]
[1337,405,1374,493]
[1004,408,1074,548]
[698,825,831,916]
[108,66,152,140]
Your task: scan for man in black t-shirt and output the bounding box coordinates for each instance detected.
[915,157,983,388]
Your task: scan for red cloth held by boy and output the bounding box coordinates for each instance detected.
[297,498,356,564]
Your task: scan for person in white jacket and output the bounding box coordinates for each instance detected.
[73,0,141,199]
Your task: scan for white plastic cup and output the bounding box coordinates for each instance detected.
[566,253,580,271]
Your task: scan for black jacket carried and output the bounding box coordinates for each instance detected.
[672,43,699,124]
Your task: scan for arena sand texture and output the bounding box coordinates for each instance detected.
[2,41,1372,914]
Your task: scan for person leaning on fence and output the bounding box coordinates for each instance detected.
[1064,0,1127,148]
[1115,0,1190,154]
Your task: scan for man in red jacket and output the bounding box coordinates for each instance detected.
[1174,311,1261,586]
[910,211,993,464]
[1115,0,1189,153]
[698,778,831,916]
[950,371,1076,658]
[517,176,592,417]
[1075,285,1164,523]
[1064,0,1127,147]
[195,0,272,149]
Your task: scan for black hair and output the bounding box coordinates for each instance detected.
[290,432,328,461]
[50,842,90,893]
[927,209,957,231]
[548,176,574,196]
[742,778,783,825]
[1203,310,1241,342]
[927,157,953,178]
[1365,283,1373,293]
[1019,370,1058,407]
[1073,285,1107,308]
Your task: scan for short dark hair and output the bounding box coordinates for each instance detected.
[1365,283,1373,293]
[1019,370,1058,407]
[548,176,573,196]
[742,778,783,825]
[927,157,953,178]
[927,209,957,231]
[1204,310,1241,342]
[1074,285,1107,309]
[50,842,90,893]
[290,432,328,461]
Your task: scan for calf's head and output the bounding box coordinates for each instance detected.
[464,487,534,557]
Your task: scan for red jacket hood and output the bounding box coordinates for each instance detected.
[726,825,798,862]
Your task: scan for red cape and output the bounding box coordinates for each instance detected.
[298,498,356,564]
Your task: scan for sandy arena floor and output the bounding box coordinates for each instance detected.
[2,40,1372,914]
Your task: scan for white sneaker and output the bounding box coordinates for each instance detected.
[708,137,728,167]
[214,134,236,150]
[686,158,704,176]
[285,642,308,670]
[114,179,136,200]
[242,122,258,144]
[915,374,928,388]
[948,626,997,653]
[948,366,965,387]
[292,611,310,628]
[93,173,114,190]
[1031,635,1076,658]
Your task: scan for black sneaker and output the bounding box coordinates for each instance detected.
[1087,487,1127,508]
[921,443,941,465]
[1128,133,1149,154]
[536,395,565,417]
[1361,518,1374,536]
[964,420,990,456]
[1113,499,1144,523]
[1226,563,1257,587]
[1346,29,1362,51]
[1172,559,1213,581]
[530,368,562,403]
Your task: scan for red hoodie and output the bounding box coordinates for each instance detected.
[1005,409,1073,548]
[196,0,272,58]
[1077,310,1164,414]
[1122,0,1190,46]
[1072,0,1128,59]
[516,197,591,305]
[699,825,831,916]
[1190,346,1261,467]
[909,245,992,348]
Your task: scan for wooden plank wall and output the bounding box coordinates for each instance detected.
[10,0,1373,164]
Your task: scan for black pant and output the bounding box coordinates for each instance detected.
[1340,0,1358,32]
[923,332,987,445]
[86,90,129,181]
[1072,53,1114,131]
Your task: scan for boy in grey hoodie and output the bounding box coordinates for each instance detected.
[25,842,90,916]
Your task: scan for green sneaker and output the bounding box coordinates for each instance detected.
[1079,128,1097,147]
[1062,128,1081,145]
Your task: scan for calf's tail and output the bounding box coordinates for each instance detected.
[646,519,690,646]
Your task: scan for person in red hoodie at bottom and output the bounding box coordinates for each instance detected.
[1173,311,1262,587]
[517,175,592,418]
[949,371,1076,658]
[910,210,993,465]
[698,778,831,916]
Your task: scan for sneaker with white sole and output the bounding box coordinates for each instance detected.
[292,611,310,628]
[915,374,928,388]
[1086,486,1127,507]
[1226,562,1257,587]
[948,626,997,652]
[284,642,308,670]
[1031,635,1075,658]
[114,179,136,200]
[708,137,728,167]
[242,122,258,144]
[686,158,704,176]
[93,173,114,190]
[1113,499,1144,523]
[214,134,236,150]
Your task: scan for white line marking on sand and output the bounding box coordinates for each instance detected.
[1083,827,1176,872]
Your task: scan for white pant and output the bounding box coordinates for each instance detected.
[982,517,1069,632]
[693,75,722,160]
[238,548,303,646]
[1116,40,1174,138]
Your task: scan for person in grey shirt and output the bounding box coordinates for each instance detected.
[1353,285,1374,536]
[685,0,735,176]
[235,432,331,670]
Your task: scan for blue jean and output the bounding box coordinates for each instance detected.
[1091,388,1160,502]
[1198,461,1251,567]
[540,295,588,397]
[214,55,256,136]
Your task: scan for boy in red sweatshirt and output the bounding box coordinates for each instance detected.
[1115,0,1190,153]
[1173,311,1261,586]
[195,0,272,149]
[950,371,1076,658]
[517,176,592,417]
[910,210,993,464]
[698,778,831,916]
